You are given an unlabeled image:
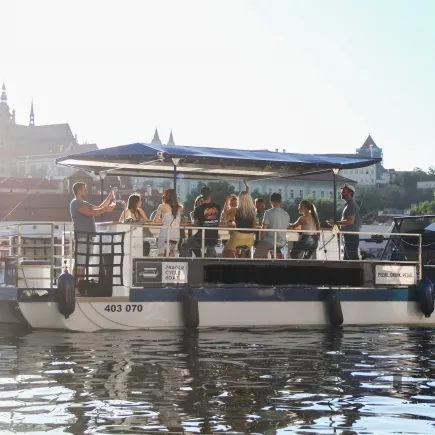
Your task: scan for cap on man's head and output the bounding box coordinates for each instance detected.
[340,183,355,193]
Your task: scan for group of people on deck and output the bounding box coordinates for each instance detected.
[70,180,361,261]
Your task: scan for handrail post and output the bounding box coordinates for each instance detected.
[273,231,277,260]
[17,223,21,258]
[50,224,55,288]
[418,233,423,280]
[69,227,73,272]
[201,227,205,258]
[338,230,342,261]
[166,225,170,257]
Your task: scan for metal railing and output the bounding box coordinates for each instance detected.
[124,223,422,264]
[0,222,74,289]
[0,222,424,289]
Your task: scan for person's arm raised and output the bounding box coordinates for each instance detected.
[95,191,115,209]
[79,203,115,217]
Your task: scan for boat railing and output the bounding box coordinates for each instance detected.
[0,222,424,290]
[124,222,422,264]
[0,222,74,289]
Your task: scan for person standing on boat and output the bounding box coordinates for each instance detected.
[182,186,221,257]
[327,184,361,260]
[254,193,290,259]
[154,188,183,257]
[70,182,115,281]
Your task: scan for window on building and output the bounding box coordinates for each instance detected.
[278,188,282,196]
[329,191,333,200]
[312,191,316,200]
[321,191,324,198]
[290,189,294,199]
[299,189,304,199]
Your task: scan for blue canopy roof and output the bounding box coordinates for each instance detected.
[56,142,381,180]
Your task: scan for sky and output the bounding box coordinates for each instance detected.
[1,0,434,170]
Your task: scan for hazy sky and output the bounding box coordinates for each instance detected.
[1,0,434,170]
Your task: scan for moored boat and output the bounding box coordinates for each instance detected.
[3,142,435,330]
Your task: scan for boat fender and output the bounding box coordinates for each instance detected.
[57,269,76,319]
[418,277,434,318]
[181,289,199,330]
[325,291,343,326]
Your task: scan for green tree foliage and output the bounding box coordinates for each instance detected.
[411,200,435,216]
[183,181,237,214]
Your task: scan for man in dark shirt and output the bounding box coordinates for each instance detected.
[182,186,221,257]
[328,183,361,260]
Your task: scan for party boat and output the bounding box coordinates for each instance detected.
[1,142,434,331]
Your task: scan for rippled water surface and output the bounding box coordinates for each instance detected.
[2,326,435,434]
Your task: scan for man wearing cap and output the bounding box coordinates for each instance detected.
[327,184,361,260]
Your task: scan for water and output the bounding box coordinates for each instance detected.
[1,326,435,434]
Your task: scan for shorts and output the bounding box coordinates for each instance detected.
[225,231,255,250]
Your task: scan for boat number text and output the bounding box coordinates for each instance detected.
[104,304,143,313]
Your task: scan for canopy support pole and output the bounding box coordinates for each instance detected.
[99,171,107,222]
[332,168,339,223]
[171,158,181,197]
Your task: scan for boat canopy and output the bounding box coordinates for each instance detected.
[56,142,382,181]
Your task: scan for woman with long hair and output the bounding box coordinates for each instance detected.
[223,191,257,258]
[288,200,320,259]
[154,188,183,257]
[119,193,148,222]
[119,193,152,256]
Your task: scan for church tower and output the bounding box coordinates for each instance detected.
[167,130,175,145]
[29,100,35,126]
[0,83,12,122]
[151,128,162,145]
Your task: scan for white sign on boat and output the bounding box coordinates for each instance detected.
[135,260,188,285]
[375,264,417,285]
[162,262,188,284]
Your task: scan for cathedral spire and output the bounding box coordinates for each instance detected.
[151,128,162,145]
[167,130,175,145]
[1,83,7,102]
[29,100,35,126]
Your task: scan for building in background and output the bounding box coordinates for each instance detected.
[0,83,97,179]
[340,135,393,186]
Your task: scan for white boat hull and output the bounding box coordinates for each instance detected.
[17,299,435,332]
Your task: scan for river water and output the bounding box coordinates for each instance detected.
[1,325,435,434]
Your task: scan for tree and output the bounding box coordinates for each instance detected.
[411,200,435,216]
[183,181,237,214]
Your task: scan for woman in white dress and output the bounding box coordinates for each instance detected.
[154,188,183,257]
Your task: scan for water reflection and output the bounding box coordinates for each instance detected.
[1,325,435,433]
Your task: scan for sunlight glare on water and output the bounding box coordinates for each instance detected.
[1,326,435,434]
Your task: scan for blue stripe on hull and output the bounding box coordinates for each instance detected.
[130,287,418,302]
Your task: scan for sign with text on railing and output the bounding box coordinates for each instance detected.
[375,264,417,286]
[133,259,188,286]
